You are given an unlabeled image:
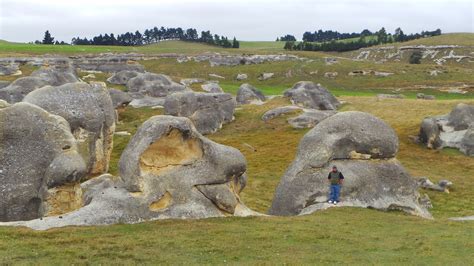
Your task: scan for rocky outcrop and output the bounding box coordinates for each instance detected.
[201,82,223,93]
[236,83,265,104]
[23,82,116,175]
[262,106,302,122]
[419,103,474,156]
[107,70,140,85]
[164,92,236,134]
[126,73,190,97]
[0,116,258,230]
[269,111,431,218]
[0,66,79,103]
[287,110,336,129]
[283,81,340,110]
[109,89,133,108]
[0,103,86,222]
[74,55,145,73]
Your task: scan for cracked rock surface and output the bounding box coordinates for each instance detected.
[269,111,431,218]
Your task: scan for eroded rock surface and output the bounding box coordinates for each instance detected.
[0,116,257,230]
[287,110,336,129]
[269,111,431,218]
[0,103,86,222]
[126,73,190,97]
[164,92,236,134]
[107,70,140,85]
[283,81,340,110]
[236,83,265,105]
[23,82,116,175]
[419,103,474,156]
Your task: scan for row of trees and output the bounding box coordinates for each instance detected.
[36,27,240,48]
[284,28,442,52]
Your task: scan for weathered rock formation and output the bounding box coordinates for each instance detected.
[126,73,190,97]
[269,111,432,218]
[283,81,340,110]
[0,103,86,222]
[23,82,116,175]
[164,92,236,134]
[0,116,257,230]
[236,83,265,104]
[287,110,336,129]
[201,82,223,93]
[107,70,140,85]
[109,89,133,108]
[419,103,473,156]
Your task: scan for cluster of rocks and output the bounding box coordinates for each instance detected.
[269,111,432,218]
[419,103,473,156]
[0,116,257,229]
[177,53,303,67]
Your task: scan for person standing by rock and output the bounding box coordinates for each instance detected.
[328,166,344,204]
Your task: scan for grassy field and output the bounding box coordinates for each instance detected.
[1,35,474,264]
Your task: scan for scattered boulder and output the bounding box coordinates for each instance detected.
[109,89,133,108]
[209,73,225,79]
[236,83,265,105]
[164,92,236,134]
[0,66,79,103]
[0,63,21,76]
[262,106,302,122]
[0,103,86,222]
[258,73,274,81]
[180,78,205,86]
[269,111,431,218]
[0,116,258,230]
[324,72,338,78]
[236,73,248,81]
[377,94,405,100]
[418,177,453,193]
[23,82,116,176]
[129,95,165,108]
[283,81,340,110]
[201,82,224,93]
[126,73,189,97]
[419,103,474,156]
[107,70,140,85]
[287,110,336,129]
[416,93,436,100]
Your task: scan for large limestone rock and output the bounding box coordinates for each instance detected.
[23,82,116,175]
[107,70,140,85]
[126,73,189,97]
[283,81,340,110]
[164,92,236,134]
[0,66,78,103]
[236,83,265,105]
[0,116,257,230]
[419,103,474,156]
[269,111,431,218]
[0,103,86,222]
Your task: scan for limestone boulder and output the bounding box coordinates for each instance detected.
[269,111,431,218]
[107,70,140,85]
[419,103,474,156]
[201,82,224,93]
[283,81,340,110]
[126,73,190,97]
[262,106,302,122]
[23,82,116,175]
[164,92,236,134]
[0,66,78,103]
[287,110,336,129]
[109,89,133,108]
[258,72,274,81]
[0,116,258,230]
[236,83,265,105]
[0,103,86,222]
[236,73,248,81]
[0,63,21,76]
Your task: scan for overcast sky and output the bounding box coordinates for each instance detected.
[0,0,472,42]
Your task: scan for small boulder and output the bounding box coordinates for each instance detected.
[377,94,405,100]
[283,81,340,110]
[209,73,225,79]
[416,93,436,100]
[201,82,224,93]
[262,106,302,122]
[126,73,190,97]
[164,92,236,134]
[287,110,336,129]
[180,78,205,86]
[236,83,265,105]
[324,72,338,78]
[109,89,133,108]
[236,73,248,81]
[107,70,140,85]
[258,73,274,81]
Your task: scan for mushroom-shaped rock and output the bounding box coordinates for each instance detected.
[283,81,340,110]
[107,70,140,85]
[23,82,116,176]
[0,116,258,230]
[287,110,336,129]
[0,66,78,103]
[269,111,431,218]
[236,83,266,105]
[164,92,236,134]
[0,103,86,222]
[126,73,190,97]
[419,103,474,156]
